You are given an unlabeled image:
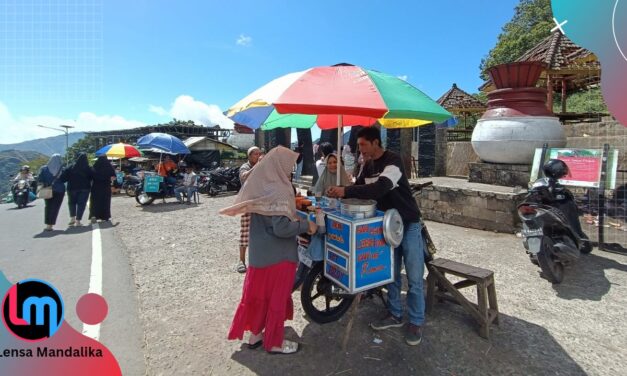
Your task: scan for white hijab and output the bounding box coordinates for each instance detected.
[47,154,63,177]
[220,145,298,220]
[313,153,351,194]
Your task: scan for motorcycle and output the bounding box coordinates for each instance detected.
[11,179,32,209]
[517,159,592,284]
[208,167,241,196]
[122,174,142,197]
[135,176,179,206]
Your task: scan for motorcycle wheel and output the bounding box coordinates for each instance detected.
[135,190,155,206]
[125,184,138,197]
[300,262,354,324]
[537,236,564,284]
[580,233,593,254]
[208,184,218,197]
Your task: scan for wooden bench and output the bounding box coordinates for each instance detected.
[426,258,499,339]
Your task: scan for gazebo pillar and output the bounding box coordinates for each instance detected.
[561,78,567,113]
[546,74,554,113]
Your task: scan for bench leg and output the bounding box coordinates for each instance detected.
[487,279,499,326]
[341,293,362,352]
[477,282,489,339]
[426,269,436,313]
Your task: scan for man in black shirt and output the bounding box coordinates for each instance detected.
[327,127,426,346]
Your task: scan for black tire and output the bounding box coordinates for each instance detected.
[125,184,138,197]
[537,236,564,284]
[208,184,218,197]
[580,233,593,254]
[135,189,155,206]
[300,262,354,324]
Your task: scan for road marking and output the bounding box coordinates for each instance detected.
[82,222,103,340]
[551,17,568,33]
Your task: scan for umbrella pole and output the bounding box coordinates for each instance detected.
[337,115,343,185]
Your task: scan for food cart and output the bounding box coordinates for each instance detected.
[297,197,403,295]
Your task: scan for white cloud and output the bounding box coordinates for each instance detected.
[397,75,408,81]
[236,34,252,46]
[0,101,146,144]
[154,95,234,129]
[148,105,168,116]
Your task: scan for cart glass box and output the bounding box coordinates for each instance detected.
[324,210,394,294]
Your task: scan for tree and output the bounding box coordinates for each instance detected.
[479,0,553,80]
[65,135,100,165]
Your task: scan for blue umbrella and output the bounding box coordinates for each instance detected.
[136,133,190,154]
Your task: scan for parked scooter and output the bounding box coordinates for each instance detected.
[122,174,142,197]
[517,159,592,284]
[208,166,240,196]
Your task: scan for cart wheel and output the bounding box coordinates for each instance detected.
[301,263,354,324]
[135,190,155,206]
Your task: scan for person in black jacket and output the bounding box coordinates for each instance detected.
[327,126,427,346]
[89,156,116,222]
[61,153,93,227]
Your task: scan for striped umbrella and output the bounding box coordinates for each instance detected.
[227,63,452,131]
[227,63,452,183]
[95,143,142,158]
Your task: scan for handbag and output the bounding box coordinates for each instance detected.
[37,170,60,200]
[37,185,53,199]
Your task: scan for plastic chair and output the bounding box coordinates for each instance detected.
[192,175,200,204]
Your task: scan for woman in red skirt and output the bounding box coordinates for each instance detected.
[220,146,317,354]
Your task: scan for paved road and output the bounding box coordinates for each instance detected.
[0,200,145,376]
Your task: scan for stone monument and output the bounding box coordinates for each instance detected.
[470,61,567,187]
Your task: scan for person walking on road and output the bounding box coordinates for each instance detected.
[37,154,66,231]
[221,146,317,354]
[235,146,262,273]
[327,126,427,346]
[89,156,116,222]
[61,153,93,227]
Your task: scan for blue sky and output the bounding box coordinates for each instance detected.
[0,0,521,143]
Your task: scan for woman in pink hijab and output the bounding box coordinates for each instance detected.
[220,146,317,354]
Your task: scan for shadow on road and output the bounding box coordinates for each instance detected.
[552,252,627,301]
[138,202,201,213]
[33,229,66,238]
[6,204,38,210]
[230,298,586,376]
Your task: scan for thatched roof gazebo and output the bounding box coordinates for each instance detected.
[437,83,486,141]
[438,83,487,121]
[480,31,601,115]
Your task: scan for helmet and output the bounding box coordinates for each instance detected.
[21,165,30,171]
[543,159,569,179]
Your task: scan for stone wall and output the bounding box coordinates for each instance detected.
[468,163,531,187]
[414,177,526,233]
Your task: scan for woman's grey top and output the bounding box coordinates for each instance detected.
[248,213,309,268]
